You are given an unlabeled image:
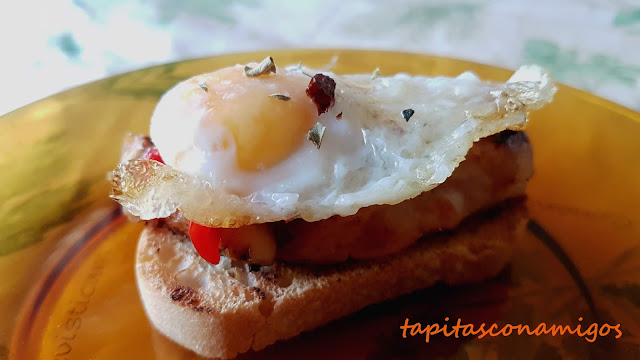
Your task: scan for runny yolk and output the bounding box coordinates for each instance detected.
[198,65,317,171]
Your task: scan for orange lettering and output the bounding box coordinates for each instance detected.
[399,318,413,338]
[534,323,548,336]
[488,324,501,337]
[613,324,622,339]
[410,323,423,337]
[461,324,475,337]
[584,323,598,343]
[477,324,497,339]
[548,324,579,336]
[573,324,583,336]
[424,324,442,343]
[397,318,624,343]
[515,324,535,336]
[442,323,455,337]
[499,324,514,336]
[452,318,464,338]
[470,323,484,336]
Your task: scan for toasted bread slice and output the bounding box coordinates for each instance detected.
[136,204,525,359]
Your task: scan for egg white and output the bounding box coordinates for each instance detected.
[113,65,556,227]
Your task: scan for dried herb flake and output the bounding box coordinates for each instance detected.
[198,82,208,92]
[269,94,291,101]
[244,56,276,77]
[371,67,380,80]
[307,122,326,149]
[401,109,415,122]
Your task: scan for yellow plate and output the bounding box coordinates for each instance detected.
[2,50,640,359]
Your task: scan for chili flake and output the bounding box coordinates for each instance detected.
[306,74,336,115]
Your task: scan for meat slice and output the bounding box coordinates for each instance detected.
[273,130,532,263]
[124,130,532,264]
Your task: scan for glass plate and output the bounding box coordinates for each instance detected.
[2,50,639,360]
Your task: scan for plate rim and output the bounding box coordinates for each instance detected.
[6,48,640,359]
[1,48,639,124]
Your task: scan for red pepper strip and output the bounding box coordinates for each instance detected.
[188,222,221,264]
[144,148,164,164]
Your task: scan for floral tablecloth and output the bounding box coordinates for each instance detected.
[1,0,638,116]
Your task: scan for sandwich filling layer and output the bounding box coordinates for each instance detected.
[122,130,531,264]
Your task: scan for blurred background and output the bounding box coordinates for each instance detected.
[0,0,638,115]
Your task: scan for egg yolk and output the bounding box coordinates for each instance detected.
[196,65,317,171]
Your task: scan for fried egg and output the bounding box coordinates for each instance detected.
[111,60,555,227]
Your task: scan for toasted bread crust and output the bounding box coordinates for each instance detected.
[136,204,525,359]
